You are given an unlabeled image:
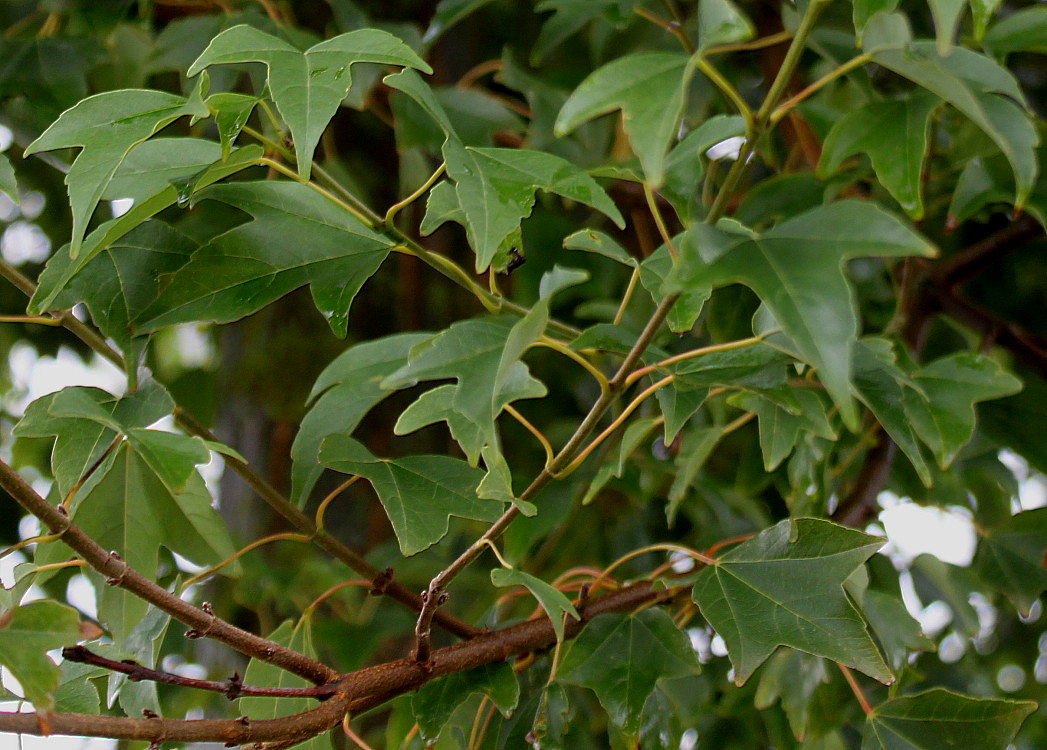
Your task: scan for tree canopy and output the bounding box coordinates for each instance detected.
[0,0,1044,748]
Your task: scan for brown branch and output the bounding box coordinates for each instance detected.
[61,646,338,701]
[0,259,480,641]
[0,581,677,744]
[931,214,1043,289]
[0,691,350,746]
[0,457,338,686]
[932,287,1047,381]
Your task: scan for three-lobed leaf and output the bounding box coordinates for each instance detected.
[490,568,579,642]
[187,24,431,180]
[554,51,697,187]
[671,201,935,429]
[318,435,504,555]
[557,608,701,740]
[291,333,429,505]
[973,507,1047,616]
[24,86,208,258]
[692,518,893,686]
[388,69,623,271]
[818,94,939,218]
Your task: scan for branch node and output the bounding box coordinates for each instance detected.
[184,629,204,640]
[369,567,394,595]
[122,659,144,680]
[104,550,129,585]
[142,709,159,719]
[61,645,90,663]
[225,672,244,701]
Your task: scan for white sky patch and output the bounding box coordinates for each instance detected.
[174,324,215,369]
[1,221,51,265]
[109,198,134,217]
[705,136,747,161]
[0,124,13,152]
[877,492,977,566]
[6,342,125,415]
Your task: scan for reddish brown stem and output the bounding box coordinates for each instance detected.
[62,646,338,700]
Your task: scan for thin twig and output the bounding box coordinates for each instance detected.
[61,646,338,700]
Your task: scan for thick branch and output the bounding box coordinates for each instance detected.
[931,214,1043,289]
[0,581,674,744]
[0,457,338,686]
[0,691,350,746]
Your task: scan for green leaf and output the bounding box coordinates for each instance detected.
[872,42,1040,210]
[134,181,393,337]
[973,507,1047,616]
[928,0,969,54]
[852,338,931,486]
[0,152,17,204]
[984,5,1047,56]
[852,0,900,41]
[125,428,211,494]
[671,202,935,429]
[862,688,1035,750]
[732,390,836,471]
[0,602,81,711]
[206,92,258,159]
[583,416,661,505]
[554,51,697,187]
[640,244,709,333]
[903,352,1021,469]
[24,88,208,258]
[670,342,792,394]
[698,0,755,50]
[424,0,499,46]
[533,0,620,65]
[292,333,428,504]
[818,95,939,219]
[564,228,636,266]
[692,518,892,686]
[187,24,431,180]
[910,554,981,637]
[241,618,327,750]
[490,568,579,642]
[73,443,236,640]
[319,435,504,555]
[557,608,700,740]
[412,662,519,743]
[391,69,622,272]
[102,137,224,203]
[29,144,263,315]
[14,383,174,495]
[383,317,546,464]
[754,650,833,742]
[51,220,197,357]
[667,425,726,523]
[860,556,935,672]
